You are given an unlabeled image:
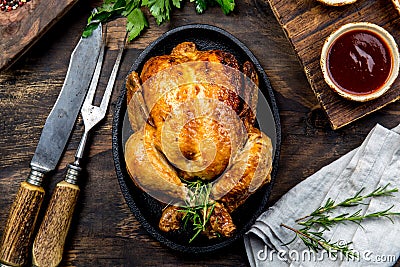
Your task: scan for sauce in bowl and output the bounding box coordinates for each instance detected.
[321,22,399,102]
[327,29,392,95]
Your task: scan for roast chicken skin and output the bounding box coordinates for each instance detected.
[124,42,273,238]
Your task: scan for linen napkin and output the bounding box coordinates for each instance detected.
[244,123,400,267]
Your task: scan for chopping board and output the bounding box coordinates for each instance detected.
[266,0,400,129]
[0,0,78,71]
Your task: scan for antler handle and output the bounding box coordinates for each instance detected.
[32,164,81,267]
[0,169,45,267]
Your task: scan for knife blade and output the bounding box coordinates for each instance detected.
[0,23,103,267]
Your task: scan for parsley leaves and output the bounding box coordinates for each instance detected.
[83,0,235,42]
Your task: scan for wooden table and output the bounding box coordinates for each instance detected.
[1,0,400,266]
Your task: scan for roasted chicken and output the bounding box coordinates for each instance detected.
[124,42,273,239]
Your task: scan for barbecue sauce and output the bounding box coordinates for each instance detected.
[327,29,392,95]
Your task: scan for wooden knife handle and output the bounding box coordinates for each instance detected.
[0,181,45,267]
[32,164,81,267]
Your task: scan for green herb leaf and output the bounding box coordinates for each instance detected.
[113,0,127,9]
[192,0,207,13]
[88,10,113,24]
[172,0,182,8]
[83,3,125,38]
[82,22,101,38]
[142,0,173,25]
[83,0,235,41]
[122,0,141,15]
[214,0,234,15]
[126,8,149,41]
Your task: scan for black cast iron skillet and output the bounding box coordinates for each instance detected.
[112,24,281,254]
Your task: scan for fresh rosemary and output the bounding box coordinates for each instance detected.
[178,179,216,243]
[281,183,400,259]
[295,184,398,222]
[280,223,358,259]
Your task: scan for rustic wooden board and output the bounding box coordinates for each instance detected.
[0,0,78,71]
[266,0,400,129]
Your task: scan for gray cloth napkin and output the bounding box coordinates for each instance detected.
[244,124,400,267]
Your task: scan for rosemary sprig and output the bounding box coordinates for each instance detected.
[281,183,400,259]
[296,184,398,222]
[280,223,358,259]
[298,206,400,229]
[178,179,215,243]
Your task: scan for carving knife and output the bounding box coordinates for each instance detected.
[0,23,103,267]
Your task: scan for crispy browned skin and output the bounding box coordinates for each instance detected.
[125,42,273,238]
[211,128,273,213]
[159,206,183,232]
[208,202,236,237]
[127,42,247,180]
[124,125,187,205]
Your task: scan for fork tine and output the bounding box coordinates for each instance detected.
[84,29,107,108]
[99,32,127,114]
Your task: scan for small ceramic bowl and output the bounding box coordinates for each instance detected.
[321,22,399,102]
[316,0,358,6]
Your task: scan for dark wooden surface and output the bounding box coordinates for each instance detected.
[268,0,400,129]
[1,0,400,266]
